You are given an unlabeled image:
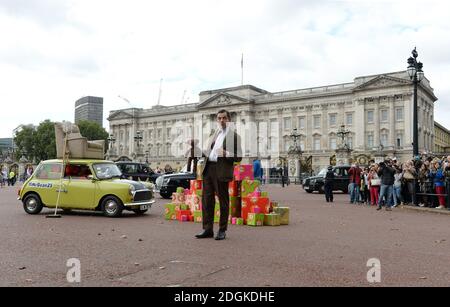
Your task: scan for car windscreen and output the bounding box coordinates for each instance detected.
[318,168,327,177]
[93,163,122,180]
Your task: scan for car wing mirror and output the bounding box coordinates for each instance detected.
[87,175,97,182]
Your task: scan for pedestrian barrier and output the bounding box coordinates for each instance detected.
[414,178,450,209]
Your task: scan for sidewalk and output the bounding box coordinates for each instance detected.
[398,205,450,216]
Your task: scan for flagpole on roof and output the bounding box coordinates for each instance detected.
[241,53,244,86]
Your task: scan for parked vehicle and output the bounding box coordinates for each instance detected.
[155,171,196,199]
[18,159,155,217]
[115,161,161,183]
[302,166,351,194]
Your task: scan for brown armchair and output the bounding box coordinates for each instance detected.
[55,122,105,159]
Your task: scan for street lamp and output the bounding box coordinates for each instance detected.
[407,47,424,158]
[337,125,351,150]
[145,150,149,164]
[288,128,303,184]
[134,131,143,151]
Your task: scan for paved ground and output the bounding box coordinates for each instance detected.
[0,184,449,287]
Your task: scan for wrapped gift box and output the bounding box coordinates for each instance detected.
[164,204,177,221]
[264,213,281,226]
[171,192,186,204]
[261,191,269,198]
[193,210,202,223]
[233,164,254,181]
[228,181,239,197]
[176,187,185,194]
[214,203,221,223]
[186,194,202,213]
[241,180,261,197]
[273,207,290,225]
[241,197,270,222]
[247,213,264,226]
[176,210,192,221]
[236,218,244,225]
[190,180,203,192]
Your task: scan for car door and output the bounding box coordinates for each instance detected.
[59,163,96,209]
[333,168,345,191]
[28,162,62,207]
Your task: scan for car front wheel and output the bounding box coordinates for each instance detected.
[101,196,124,217]
[23,194,44,215]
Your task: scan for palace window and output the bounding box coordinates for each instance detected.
[329,137,337,150]
[314,136,321,151]
[313,115,321,129]
[367,110,374,124]
[381,131,389,147]
[395,107,404,121]
[347,136,353,149]
[367,133,374,148]
[298,117,305,129]
[396,133,403,148]
[346,113,353,126]
[380,110,388,122]
[329,114,337,127]
[284,117,292,130]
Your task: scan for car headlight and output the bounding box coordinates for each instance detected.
[129,185,136,196]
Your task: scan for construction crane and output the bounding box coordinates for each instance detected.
[157,78,163,106]
[118,95,133,108]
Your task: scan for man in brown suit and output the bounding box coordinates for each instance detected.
[195,109,242,240]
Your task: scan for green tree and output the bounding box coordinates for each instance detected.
[34,120,56,161]
[77,120,109,152]
[14,126,36,161]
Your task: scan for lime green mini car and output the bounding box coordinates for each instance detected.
[18,159,155,217]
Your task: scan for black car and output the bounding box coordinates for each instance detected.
[302,166,351,194]
[115,162,162,183]
[155,171,196,199]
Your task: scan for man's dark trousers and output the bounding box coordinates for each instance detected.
[202,162,230,232]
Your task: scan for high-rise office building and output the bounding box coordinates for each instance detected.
[75,96,104,127]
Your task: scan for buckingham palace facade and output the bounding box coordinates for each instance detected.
[107,71,438,173]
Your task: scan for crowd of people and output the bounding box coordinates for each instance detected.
[0,165,34,188]
[344,155,450,210]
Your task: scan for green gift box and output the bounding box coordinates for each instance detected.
[241,180,261,197]
[214,202,220,223]
[176,187,185,194]
[180,204,188,210]
[193,210,203,223]
[236,218,244,225]
[247,213,264,226]
[261,191,269,198]
[164,203,177,220]
[273,207,290,225]
[264,213,281,226]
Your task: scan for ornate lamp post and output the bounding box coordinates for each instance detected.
[337,125,351,150]
[145,150,149,164]
[134,131,143,160]
[107,134,116,159]
[335,125,353,165]
[407,47,424,158]
[288,128,303,184]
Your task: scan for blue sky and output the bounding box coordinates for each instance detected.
[1,0,450,137]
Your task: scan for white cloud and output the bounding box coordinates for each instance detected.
[1,0,450,138]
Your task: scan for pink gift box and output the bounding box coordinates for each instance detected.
[252,207,261,214]
[181,215,188,222]
[233,164,254,181]
[232,217,237,225]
